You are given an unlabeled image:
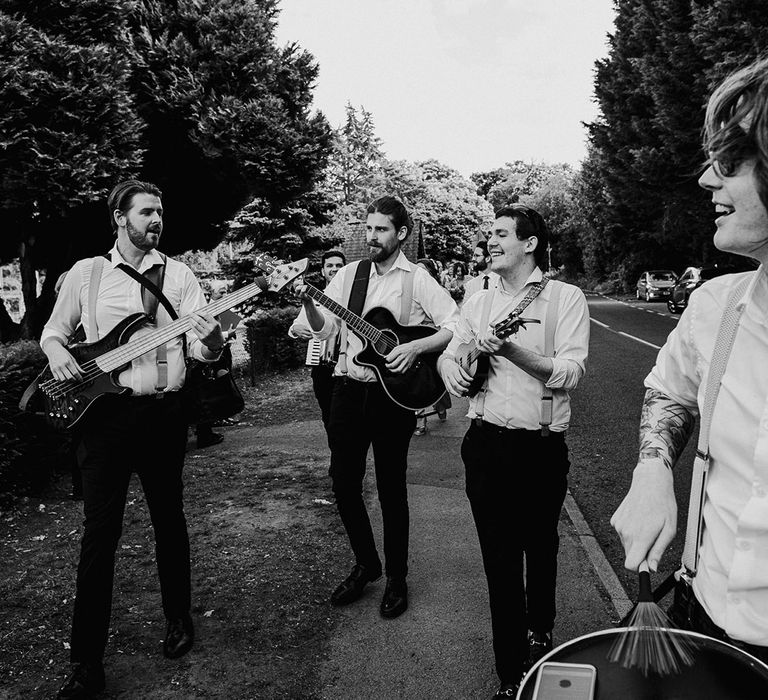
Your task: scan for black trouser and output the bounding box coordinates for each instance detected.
[326,378,416,579]
[69,393,191,663]
[461,420,569,684]
[311,364,335,428]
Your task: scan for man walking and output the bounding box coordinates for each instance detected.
[438,204,589,698]
[464,240,498,300]
[42,180,225,698]
[289,249,346,427]
[295,196,458,619]
[612,56,768,664]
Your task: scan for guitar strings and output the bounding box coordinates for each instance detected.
[305,285,399,353]
[42,283,262,401]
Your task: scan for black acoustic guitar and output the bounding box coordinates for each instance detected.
[254,257,447,411]
[23,255,307,430]
[454,314,541,397]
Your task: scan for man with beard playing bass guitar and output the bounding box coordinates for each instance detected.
[293,195,459,619]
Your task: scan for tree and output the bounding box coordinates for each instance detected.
[0,1,143,338]
[381,159,493,262]
[0,0,333,337]
[582,0,768,287]
[324,103,386,208]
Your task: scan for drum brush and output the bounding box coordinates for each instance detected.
[607,561,696,676]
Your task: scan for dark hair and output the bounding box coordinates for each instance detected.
[704,55,768,209]
[452,261,467,277]
[416,258,439,281]
[474,240,489,256]
[493,204,550,270]
[366,196,413,239]
[321,249,346,265]
[107,180,162,233]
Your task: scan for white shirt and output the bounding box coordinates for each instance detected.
[41,245,212,395]
[442,268,590,431]
[645,268,768,645]
[289,298,340,365]
[464,271,499,301]
[313,251,460,382]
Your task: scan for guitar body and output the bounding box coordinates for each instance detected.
[30,313,150,431]
[353,306,447,411]
[454,339,490,398]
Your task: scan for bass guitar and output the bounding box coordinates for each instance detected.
[454,314,540,397]
[24,255,307,431]
[254,256,446,411]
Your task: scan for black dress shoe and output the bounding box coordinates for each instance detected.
[196,432,224,449]
[163,614,194,659]
[57,661,105,699]
[379,577,408,619]
[527,629,553,668]
[330,563,382,606]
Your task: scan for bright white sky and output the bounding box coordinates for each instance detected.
[275,0,616,178]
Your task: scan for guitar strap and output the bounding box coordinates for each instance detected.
[110,254,171,391]
[472,277,551,430]
[337,259,371,375]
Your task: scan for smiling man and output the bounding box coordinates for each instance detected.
[42,180,224,699]
[612,56,768,664]
[438,204,589,698]
[295,196,458,620]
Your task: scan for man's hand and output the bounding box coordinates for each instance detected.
[191,312,224,353]
[610,460,677,572]
[439,357,472,396]
[291,324,313,340]
[476,334,506,356]
[385,341,422,374]
[44,341,83,382]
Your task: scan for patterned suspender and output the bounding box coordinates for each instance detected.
[680,275,751,576]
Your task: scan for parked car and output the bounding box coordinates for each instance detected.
[666,266,735,314]
[636,270,677,302]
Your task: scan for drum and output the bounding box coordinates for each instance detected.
[517,628,768,699]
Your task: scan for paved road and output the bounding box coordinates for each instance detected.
[568,294,698,597]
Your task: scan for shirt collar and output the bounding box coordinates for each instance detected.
[373,250,411,277]
[498,266,543,295]
[108,244,165,273]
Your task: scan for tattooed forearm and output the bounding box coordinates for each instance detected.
[638,388,695,470]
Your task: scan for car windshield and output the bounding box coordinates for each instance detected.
[649,271,676,282]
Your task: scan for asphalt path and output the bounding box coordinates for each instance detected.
[568,295,699,600]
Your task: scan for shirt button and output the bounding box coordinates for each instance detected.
[730,594,741,605]
[755,485,767,498]
[737,540,751,552]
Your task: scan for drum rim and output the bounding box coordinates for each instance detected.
[517,626,768,698]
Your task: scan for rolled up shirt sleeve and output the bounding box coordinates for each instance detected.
[644,290,701,414]
[545,286,590,391]
[40,261,85,348]
[414,271,459,334]
[178,264,218,362]
[310,271,343,341]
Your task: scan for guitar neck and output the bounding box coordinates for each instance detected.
[305,285,381,342]
[96,281,263,372]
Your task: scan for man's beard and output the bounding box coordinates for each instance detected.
[474,260,487,273]
[368,241,396,262]
[127,219,161,251]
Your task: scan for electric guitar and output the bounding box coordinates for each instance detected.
[23,255,307,430]
[254,256,447,411]
[454,314,541,397]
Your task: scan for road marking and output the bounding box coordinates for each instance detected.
[563,491,633,619]
[617,331,661,350]
[589,319,662,350]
